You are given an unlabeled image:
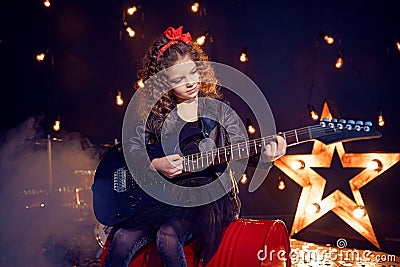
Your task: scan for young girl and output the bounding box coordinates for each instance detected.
[103,26,286,267]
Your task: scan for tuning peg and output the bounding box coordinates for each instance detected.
[331,118,338,123]
[322,118,330,122]
[356,120,364,125]
[347,120,355,125]
[339,119,346,124]
[365,121,373,127]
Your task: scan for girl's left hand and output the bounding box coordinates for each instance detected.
[261,135,287,163]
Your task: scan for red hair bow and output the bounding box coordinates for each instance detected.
[159,26,192,55]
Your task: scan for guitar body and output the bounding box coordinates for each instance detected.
[92,144,156,226]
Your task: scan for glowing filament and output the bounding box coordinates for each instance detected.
[126,27,136,38]
[53,120,61,132]
[335,56,344,69]
[324,35,334,45]
[191,2,200,13]
[196,35,206,46]
[239,52,248,62]
[137,79,145,88]
[116,91,124,106]
[278,176,286,190]
[396,41,400,52]
[127,6,138,15]
[247,125,256,135]
[44,0,50,7]
[36,53,45,62]
[240,173,248,184]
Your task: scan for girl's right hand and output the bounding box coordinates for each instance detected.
[150,154,184,178]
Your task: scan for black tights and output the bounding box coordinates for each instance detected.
[103,218,192,267]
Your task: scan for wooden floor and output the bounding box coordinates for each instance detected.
[290,239,399,267]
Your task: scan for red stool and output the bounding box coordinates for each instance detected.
[100,219,291,267]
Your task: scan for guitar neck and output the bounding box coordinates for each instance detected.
[182,126,312,172]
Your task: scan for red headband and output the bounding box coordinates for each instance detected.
[158,26,192,55]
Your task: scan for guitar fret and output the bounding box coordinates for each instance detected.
[254,139,257,154]
[218,149,221,164]
[246,142,249,156]
[238,143,241,159]
[294,129,299,143]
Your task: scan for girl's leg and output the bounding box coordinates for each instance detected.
[156,218,192,267]
[103,228,152,267]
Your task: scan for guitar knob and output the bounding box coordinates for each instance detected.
[339,119,346,124]
[356,120,364,126]
[348,120,355,125]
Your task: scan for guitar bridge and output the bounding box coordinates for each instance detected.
[113,167,127,192]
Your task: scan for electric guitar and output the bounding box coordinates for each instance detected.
[92,118,381,226]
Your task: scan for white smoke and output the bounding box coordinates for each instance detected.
[0,116,104,266]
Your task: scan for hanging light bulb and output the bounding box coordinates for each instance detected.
[378,109,385,126]
[137,79,145,89]
[43,0,51,8]
[196,31,209,46]
[335,51,344,69]
[239,47,248,62]
[126,26,136,38]
[277,175,286,190]
[245,118,256,134]
[395,40,400,52]
[307,105,319,121]
[36,53,46,62]
[127,6,138,16]
[319,32,334,45]
[53,117,61,132]
[116,90,124,106]
[191,2,200,13]
[240,173,248,184]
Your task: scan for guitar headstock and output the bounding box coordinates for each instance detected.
[312,118,382,145]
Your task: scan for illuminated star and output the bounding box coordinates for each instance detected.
[274,101,400,248]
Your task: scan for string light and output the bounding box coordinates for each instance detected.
[319,32,334,45]
[245,119,256,134]
[378,109,385,126]
[196,31,209,46]
[53,117,61,132]
[335,51,344,69]
[116,90,124,106]
[395,40,400,52]
[307,105,319,121]
[43,0,50,8]
[127,6,139,16]
[191,2,200,13]
[240,173,248,184]
[136,79,145,89]
[123,21,136,38]
[36,53,46,62]
[239,47,248,62]
[277,175,286,190]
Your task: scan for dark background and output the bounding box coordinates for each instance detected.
[1,0,399,263]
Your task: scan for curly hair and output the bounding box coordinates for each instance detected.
[135,31,222,131]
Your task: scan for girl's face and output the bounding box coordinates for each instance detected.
[167,56,200,104]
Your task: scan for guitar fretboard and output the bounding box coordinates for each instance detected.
[182,126,316,172]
